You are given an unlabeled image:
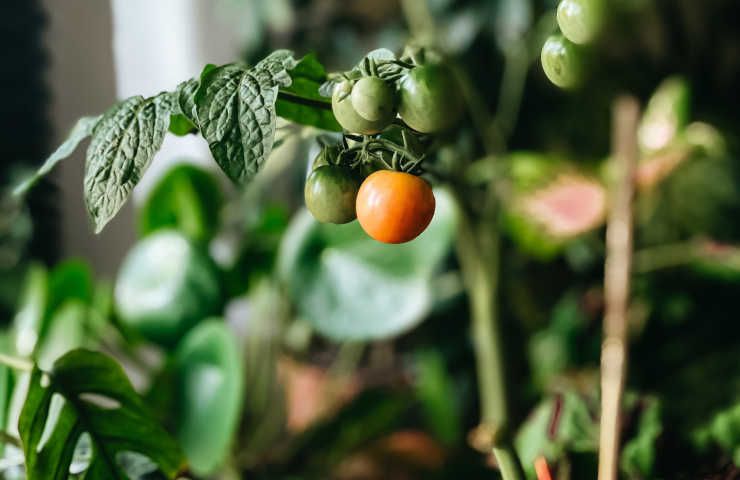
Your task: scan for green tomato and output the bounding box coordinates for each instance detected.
[114,230,220,347]
[557,0,605,45]
[350,76,397,123]
[332,80,389,134]
[541,34,585,89]
[305,165,360,224]
[398,64,463,133]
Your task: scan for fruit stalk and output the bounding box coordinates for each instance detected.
[597,96,639,480]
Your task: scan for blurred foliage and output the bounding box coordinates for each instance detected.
[2,0,740,478]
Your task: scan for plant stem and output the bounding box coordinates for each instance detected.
[0,352,33,372]
[0,431,22,449]
[277,90,332,111]
[455,196,525,480]
[598,96,640,480]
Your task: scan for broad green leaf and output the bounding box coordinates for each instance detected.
[13,116,101,196]
[12,264,48,357]
[114,230,221,347]
[137,163,223,242]
[276,53,341,131]
[84,92,174,233]
[173,320,244,475]
[18,349,186,480]
[195,51,296,184]
[278,189,456,341]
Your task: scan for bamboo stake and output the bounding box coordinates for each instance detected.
[598,96,640,480]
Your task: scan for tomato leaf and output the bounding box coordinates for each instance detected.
[18,349,186,480]
[276,53,341,131]
[13,115,102,196]
[84,92,174,233]
[195,50,296,184]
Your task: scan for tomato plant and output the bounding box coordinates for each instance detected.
[2,1,740,480]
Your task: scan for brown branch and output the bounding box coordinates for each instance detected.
[598,96,640,480]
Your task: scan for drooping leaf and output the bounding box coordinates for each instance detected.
[84,92,174,233]
[195,51,296,184]
[173,320,244,475]
[278,189,456,341]
[276,53,341,131]
[18,349,186,480]
[13,116,102,196]
[137,163,223,242]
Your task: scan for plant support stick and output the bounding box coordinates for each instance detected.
[598,96,639,480]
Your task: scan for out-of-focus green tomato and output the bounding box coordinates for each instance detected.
[557,0,605,45]
[541,34,585,89]
[174,320,244,476]
[114,230,220,347]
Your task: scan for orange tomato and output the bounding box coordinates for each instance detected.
[356,170,435,244]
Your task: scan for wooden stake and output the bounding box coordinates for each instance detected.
[598,96,640,480]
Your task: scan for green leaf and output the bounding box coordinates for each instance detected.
[168,114,196,136]
[278,189,456,341]
[46,260,94,321]
[84,92,174,233]
[638,76,691,153]
[12,263,49,357]
[36,301,88,370]
[173,320,244,475]
[276,53,341,131]
[195,51,297,184]
[18,349,186,480]
[138,163,223,242]
[621,398,662,478]
[414,350,462,446]
[13,116,102,196]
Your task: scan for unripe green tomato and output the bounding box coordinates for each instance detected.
[114,230,220,347]
[541,34,585,89]
[305,165,361,224]
[332,80,391,134]
[350,76,397,123]
[557,0,605,45]
[398,64,463,133]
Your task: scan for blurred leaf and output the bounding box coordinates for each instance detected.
[491,0,532,51]
[503,153,606,259]
[13,116,101,196]
[36,301,88,370]
[0,334,12,456]
[114,230,221,347]
[138,163,223,242]
[638,76,691,153]
[621,398,662,478]
[168,114,196,136]
[12,263,48,357]
[46,260,94,321]
[173,320,244,475]
[278,189,456,341]
[414,350,462,446]
[515,391,599,478]
[277,53,341,132]
[18,349,185,479]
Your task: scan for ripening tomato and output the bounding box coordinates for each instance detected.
[356,170,435,244]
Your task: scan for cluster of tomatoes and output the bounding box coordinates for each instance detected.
[541,0,605,88]
[304,51,463,244]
